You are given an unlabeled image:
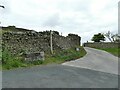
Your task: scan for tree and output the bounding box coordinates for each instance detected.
[104,31,120,42]
[104,31,112,42]
[92,33,105,42]
[111,34,120,42]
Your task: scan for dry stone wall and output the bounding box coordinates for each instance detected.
[2,27,81,56]
[83,42,120,48]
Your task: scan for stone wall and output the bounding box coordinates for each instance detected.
[2,27,81,55]
[83,42,120,48]
[23,52,45,62]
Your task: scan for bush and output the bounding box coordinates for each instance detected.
[2,48,27,69]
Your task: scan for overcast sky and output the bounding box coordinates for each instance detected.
[0,0,119,43]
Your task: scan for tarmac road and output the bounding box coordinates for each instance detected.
[62,47,118,75]
[2,47,119,88]
[2,64,118,88]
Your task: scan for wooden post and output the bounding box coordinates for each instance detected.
[50,30,53,54]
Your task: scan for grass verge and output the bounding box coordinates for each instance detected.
[2,46,86,70]
[43,46,86,65]
[94,47,120,57]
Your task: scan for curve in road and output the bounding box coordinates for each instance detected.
[62,47,118,75]
[2,47,119,88]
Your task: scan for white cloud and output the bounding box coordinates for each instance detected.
[0,0,118,43]
[43,13,61,27]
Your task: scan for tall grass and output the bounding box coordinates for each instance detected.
[2,49,27,70]
[43,46,86,64]
[2,46,86,70]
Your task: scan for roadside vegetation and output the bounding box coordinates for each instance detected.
[94,47,120,57]
[43,46,86,65]
[2,46,86,70]
[90,31,120,57]
[2,48,27,70]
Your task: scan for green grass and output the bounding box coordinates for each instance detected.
[2,46,86,70]
[2,48,27,70]
[0,65,2,70]
[43,46,86,65]
[95,47,120,57]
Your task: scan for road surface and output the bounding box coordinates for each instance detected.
[62,47,118,75]
[2,47,119,88]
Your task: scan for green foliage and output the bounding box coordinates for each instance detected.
[96,47,120,57]
[0,65,2,70]
[2,48,27,70]
[2,46,86,70]
[43,46,86,64]
[92,33,105,42]
[31,60,43,65]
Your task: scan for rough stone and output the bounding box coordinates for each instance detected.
[23,52,45,62]
[83,42,119,48]
[2,26,81,62]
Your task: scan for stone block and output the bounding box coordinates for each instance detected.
[23,52,45,62]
